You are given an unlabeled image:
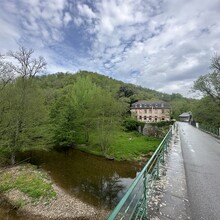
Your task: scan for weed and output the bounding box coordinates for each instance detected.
[0,165,56,202]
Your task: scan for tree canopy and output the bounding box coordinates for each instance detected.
[193,55,220,104]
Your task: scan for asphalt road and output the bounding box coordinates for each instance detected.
[179,122,220,220]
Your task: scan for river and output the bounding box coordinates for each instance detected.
[0,149,143,219]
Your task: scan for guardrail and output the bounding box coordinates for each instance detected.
[199,124,219,137]
[107,126,173,220]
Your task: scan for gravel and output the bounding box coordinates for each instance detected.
[0,166,110,220]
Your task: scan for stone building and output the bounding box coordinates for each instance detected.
[179,112,192,122]
[130,100,171,123]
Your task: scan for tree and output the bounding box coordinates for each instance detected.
[170,99,193,120]
[50,76,125,155]
[0,47,47,165]
[193,96,220,127]
[8,47,46,78]
[50,88,77,147]
[0,55,14,92]
[193,54,220,104]
[95,90,124,156]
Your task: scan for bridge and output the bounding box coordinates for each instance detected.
[107,122,220,219]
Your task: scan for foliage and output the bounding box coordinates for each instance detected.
[192,54,220,126]
[0,47,47,165]
[50,76,125,155]
[0,78,48,164]
[148,121,174,128]
[77,130,161,161]
[192,96,220,127]
[170,97,195,120]
[123,118,145,131]
[193,54,220,104]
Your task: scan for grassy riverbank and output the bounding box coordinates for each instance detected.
[77,131,161,160]
[0,164,56,208]
[0,164,103,219]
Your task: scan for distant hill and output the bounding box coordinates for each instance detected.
[36,70,196,120]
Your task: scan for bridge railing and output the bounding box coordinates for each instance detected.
[107,126,173,220]
[199,124,219,137]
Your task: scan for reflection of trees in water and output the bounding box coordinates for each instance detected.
[76,173,124,209]
[18,149,138,209]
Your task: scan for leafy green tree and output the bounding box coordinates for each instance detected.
[50,76,125,155]
[193,96,220,127]
[170,99,193,120]
[0,47,47,165]
[193,54,220,104]
[50,88,77,147]
[94,90,124,155]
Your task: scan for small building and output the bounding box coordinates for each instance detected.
[179,112,192,122]
[130,100,171,123]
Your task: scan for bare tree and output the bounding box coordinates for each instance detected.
[8,47,47,78]
[0,55,14,91]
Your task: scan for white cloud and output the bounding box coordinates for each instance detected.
[0,0,220,98]
[77,3,96,19]
[63,12,72,26]
[72,0,220,97]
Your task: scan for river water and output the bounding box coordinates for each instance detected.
[0,149,143,219]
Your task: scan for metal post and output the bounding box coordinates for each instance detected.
[143,170,147,218]
[162,146,165,163]
[165,141,168,153]
[156,158,160,180]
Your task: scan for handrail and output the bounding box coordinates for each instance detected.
[107,126,173,220]
[199,124,219,137]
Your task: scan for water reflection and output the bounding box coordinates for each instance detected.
[74,174,125,209]
[18,149,141,210]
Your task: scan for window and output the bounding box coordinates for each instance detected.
[162,109,164,113]
[155,109,158,114]
[144,116,147,120]
[144,110,147,113]
[155,116,157,122]
[149,109,152,113]
[149,116,152,121]
[162,117,165,121]
[139,116,142,120]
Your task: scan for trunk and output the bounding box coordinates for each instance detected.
[85,130,89,143]
[11,152,15,165]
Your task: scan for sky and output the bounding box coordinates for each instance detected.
[0,0,220,98]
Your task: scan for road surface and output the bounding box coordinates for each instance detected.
[179,122,220,220]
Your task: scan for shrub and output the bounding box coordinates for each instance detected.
[123,118,145,131]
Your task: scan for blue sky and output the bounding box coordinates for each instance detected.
[1,0,220,97]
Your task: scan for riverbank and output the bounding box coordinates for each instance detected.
[77,131,161,161]
[0,164,109,220]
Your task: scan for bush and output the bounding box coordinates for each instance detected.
[148,121,174,127]
[123,118,145,131]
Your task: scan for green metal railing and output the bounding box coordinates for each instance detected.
[199,124,219,136]
[107,126,173,220]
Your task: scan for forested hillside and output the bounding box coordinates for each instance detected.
[0,48,219,165]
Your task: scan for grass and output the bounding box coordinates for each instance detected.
[0,164,56,202]
[77,130,161,161]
